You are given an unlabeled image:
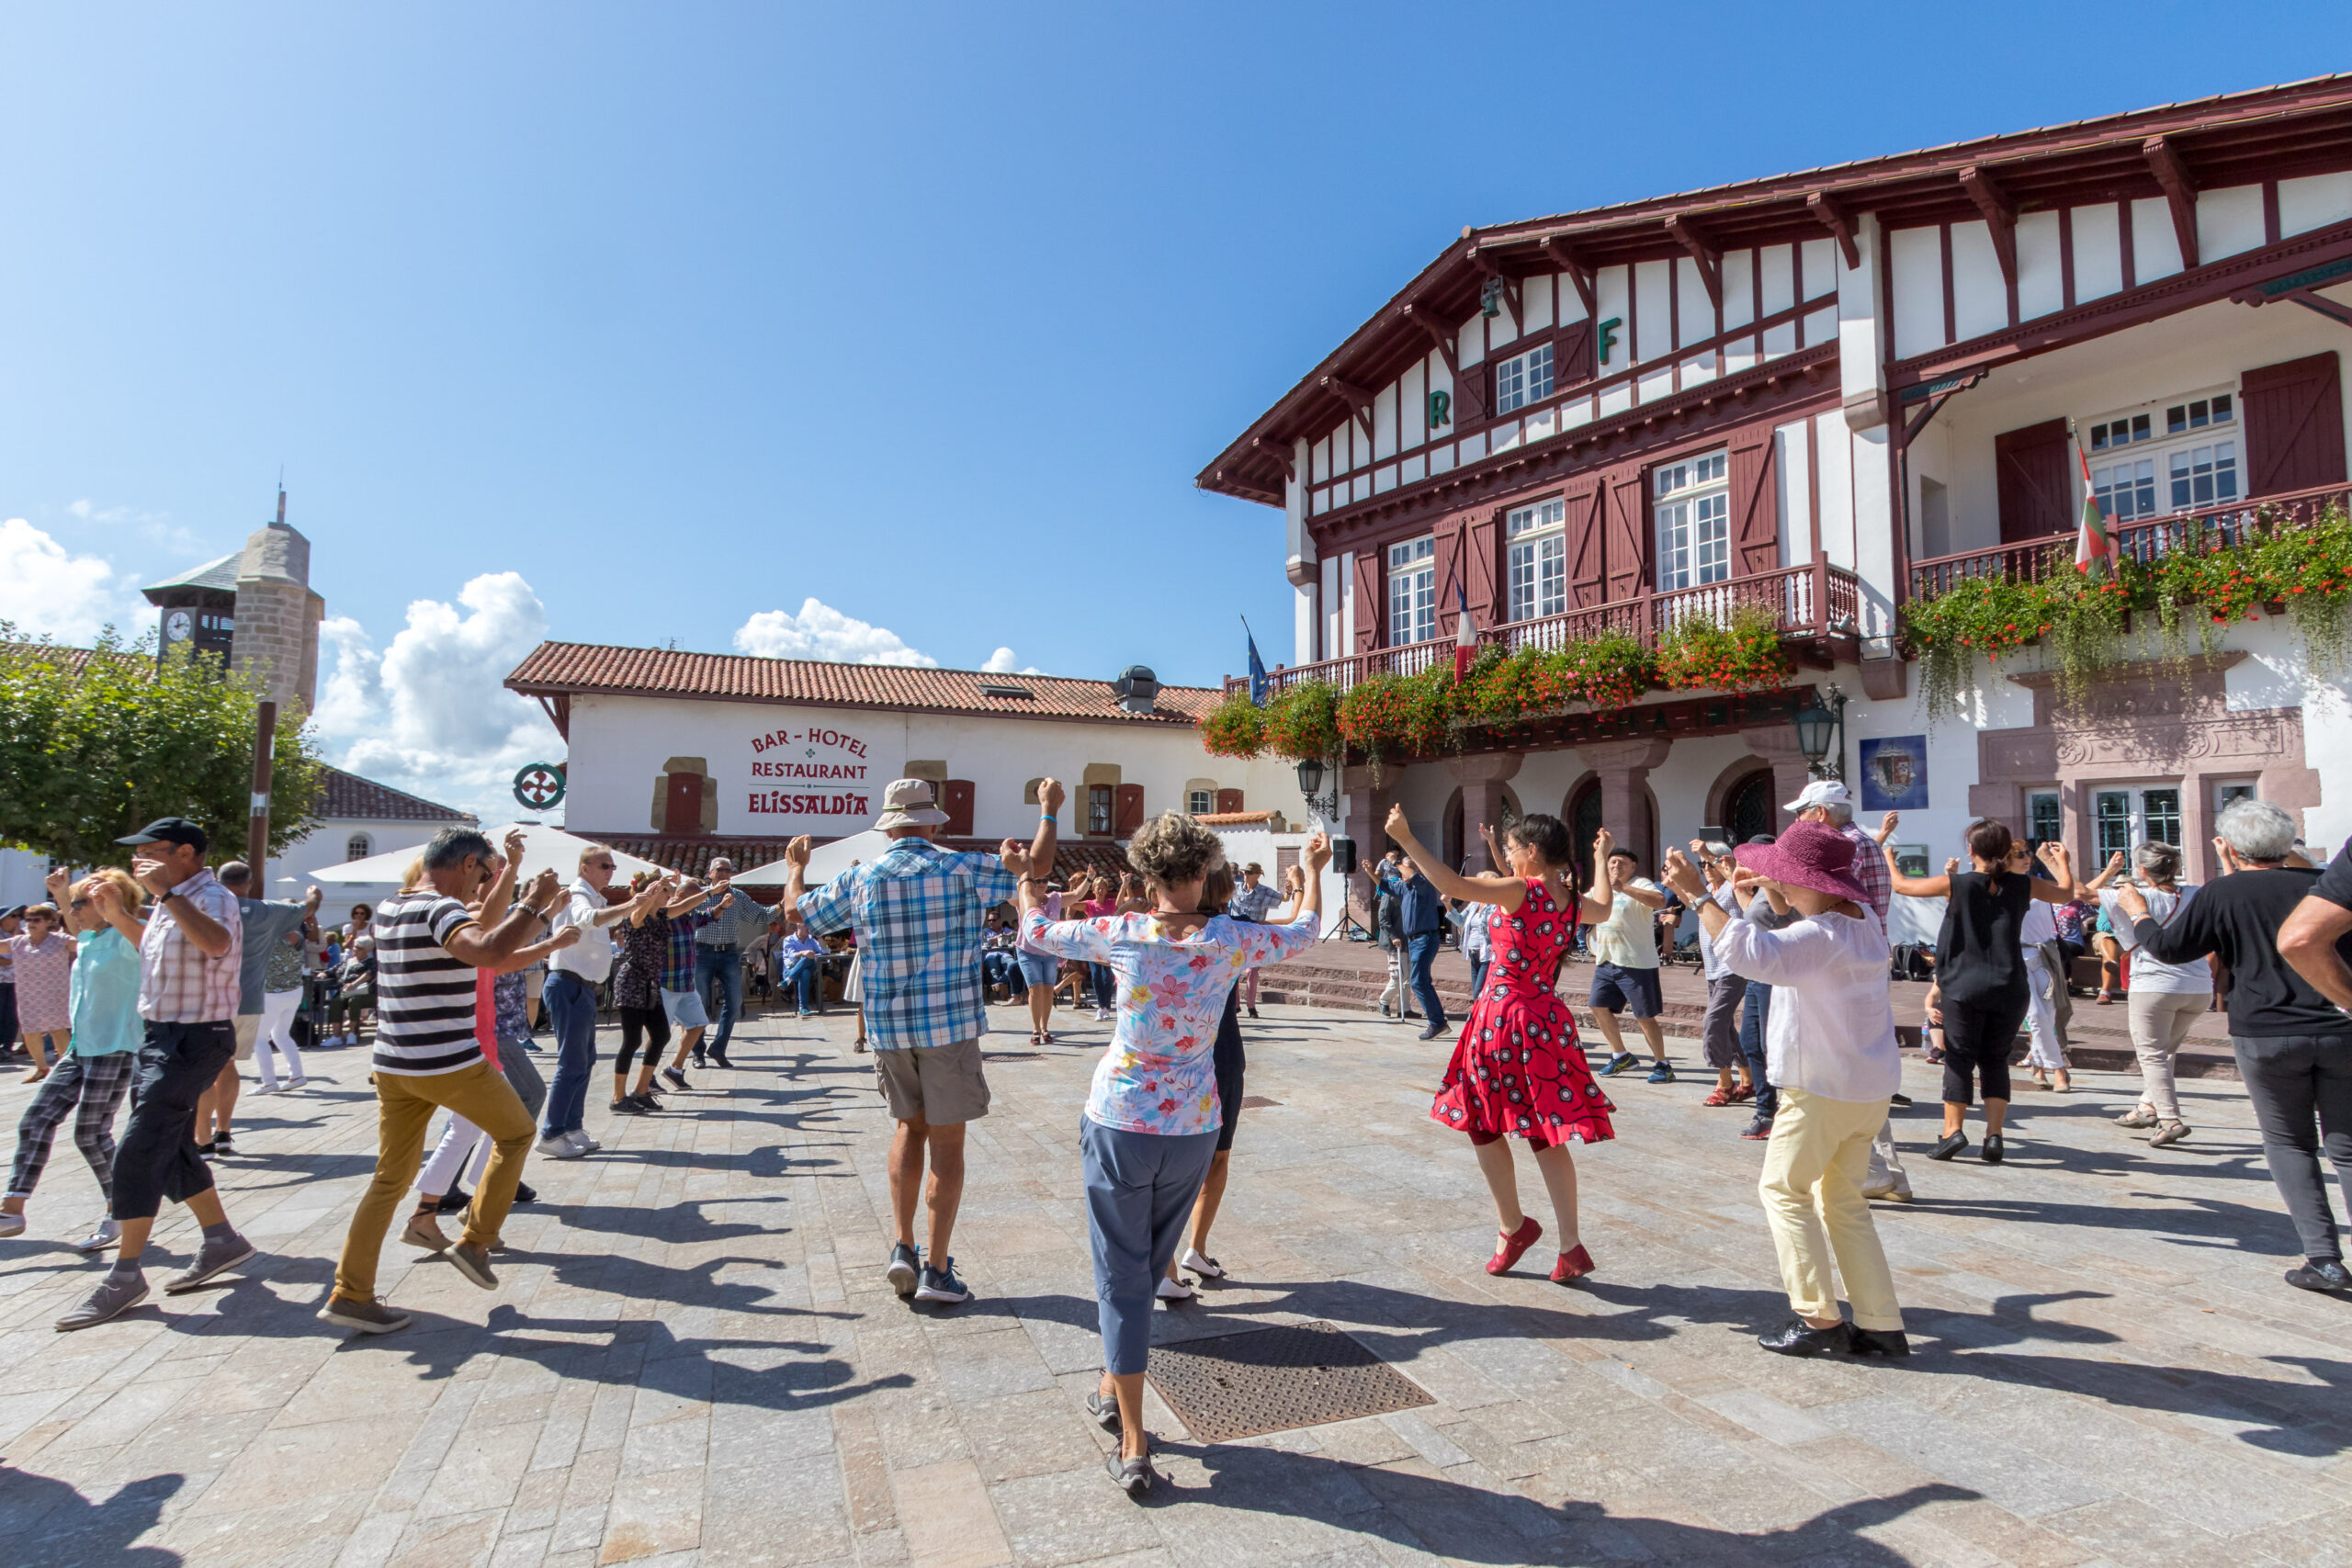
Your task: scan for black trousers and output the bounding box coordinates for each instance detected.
[615,1004,670,1079]
[2234,1033,2352,1263]
[112,1020,235,1221]
[1940,997,2028,1107]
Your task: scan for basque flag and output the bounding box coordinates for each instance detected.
[2075,438,2116,578]
[1453,579,1479,678]
[1245,620,1269,705]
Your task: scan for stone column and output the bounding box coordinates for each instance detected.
[1447,752,1522,874]
[1738,727,1815,835]
[1578,739,1672,863]
[1340,764,1393,928]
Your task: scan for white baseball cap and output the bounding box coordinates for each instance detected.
[1782,779,1854,813]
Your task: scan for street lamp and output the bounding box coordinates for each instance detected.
[1792,683,1848,781]
[1295,757,1338,820]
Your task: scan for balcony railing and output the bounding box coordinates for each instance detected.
[1908,481,2350,601]
[1225,559,1863,699]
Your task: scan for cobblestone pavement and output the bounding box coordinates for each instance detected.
[3,1003,2349,1568]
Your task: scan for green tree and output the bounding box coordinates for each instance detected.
[0,625,326,868]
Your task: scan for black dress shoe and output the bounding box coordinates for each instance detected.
[2287,1258,2352,1292]
[708,1053,733,1069]
[1849,1328,1911,1358]
[513,1182,537,1205]
[1982,1134,2005,1165]
[1417,1021,1448,1040]
[1758,1319,1853,1357]
[435,1187,472,1214]
[1890,1093,1913,1107]
[1927,1131,1969,1161]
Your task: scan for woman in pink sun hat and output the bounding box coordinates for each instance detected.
[1660,818,1907,1361]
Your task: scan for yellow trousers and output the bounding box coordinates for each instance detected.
[333,1060,535,1303]
[1758,1088,1905,1333]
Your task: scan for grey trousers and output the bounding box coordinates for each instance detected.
[1701,974,1748,1070]
[2233,1033,2352,1263]
[1080,1118,1218,1375]
[2128,990,2206,1122]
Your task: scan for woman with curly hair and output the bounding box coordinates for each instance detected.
[1015,813,1328,1499]
[1384,804,1612,1285]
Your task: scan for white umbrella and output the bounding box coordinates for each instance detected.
[303,822,664,890]
[731,829,893,888]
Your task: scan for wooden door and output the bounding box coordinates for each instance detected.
[2244,352,2347,497]
[662,773,703,836]
[1994,418,2073,541]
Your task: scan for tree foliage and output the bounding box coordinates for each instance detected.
[0,625,326,867]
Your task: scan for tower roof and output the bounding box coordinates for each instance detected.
[141,552,243,604]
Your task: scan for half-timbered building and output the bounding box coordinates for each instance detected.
[1201,76,2352,933]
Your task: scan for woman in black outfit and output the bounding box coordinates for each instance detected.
[1886,821,2074,1163]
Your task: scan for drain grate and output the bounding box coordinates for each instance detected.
[1144,1320,1431,1442]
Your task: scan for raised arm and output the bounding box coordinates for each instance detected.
[1885,843,1952,899]
[2077,850,2128,900]
[1580,829,1617,922]
[1383,804,1525,910]
[2028,840,2077,904]
[2280,895,2352,1012]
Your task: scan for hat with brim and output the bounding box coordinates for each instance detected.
[875,778,951,831]
[1733,818,1871,904]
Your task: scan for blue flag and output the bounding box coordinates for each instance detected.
[1244,620,1269,706]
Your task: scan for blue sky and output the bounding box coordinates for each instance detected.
[2,5,2345,809]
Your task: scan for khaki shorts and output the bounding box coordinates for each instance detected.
[873,1038,989,1125]
[232,1013,260,1062]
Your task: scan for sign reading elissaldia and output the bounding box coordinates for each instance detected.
[746,721,873,824]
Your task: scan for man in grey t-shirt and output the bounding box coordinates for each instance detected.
[202,866,321,1154]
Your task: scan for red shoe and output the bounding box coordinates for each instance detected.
[1551,1245,1595,1283]
[1486,1216,1543,1275]
[1702,1088,1730,1107]
[1728,1084,1756,1103]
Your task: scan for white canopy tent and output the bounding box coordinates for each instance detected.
[730,829,892,889]
[300,822,667,906]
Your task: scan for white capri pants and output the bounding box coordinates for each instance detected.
[2021,948,2066,1071]
[256,988,305,1089]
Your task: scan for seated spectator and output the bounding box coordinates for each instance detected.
[774,916,826,1018]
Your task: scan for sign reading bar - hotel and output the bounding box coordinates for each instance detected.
[746,721,872,823]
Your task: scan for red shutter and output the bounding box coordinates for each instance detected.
[1114,784,1146,835]
[1352,548,1385,651]
[942,780,975,837]
[1453,351,1490,427]
[1214,788,1244,814]
[2244,352,2347,498]
[662,773,703,836]
[1604,463,1650,601]
[1994,418,2073,542]
[1553,319,1596,389]
[1466,506,1504,627]
[1432,518,1469,638]
[1728,427,1780,577]
[1564,479,1607,607]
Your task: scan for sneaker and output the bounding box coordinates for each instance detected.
[2149,1121,2191,1148]
[2287,1258,2352,1292]
[537,1133,584,1158]
[1645,1063,1675,1085]
[1180,1247,1226,1279]
[164,1231,257,1294]
[0,1213,23,1238]
[401,1213,449,1253]
[447,1242,498,1291]
[1104,1448,1157,1499]
[1156,1275,1195,1301]
[915,1259,973,1304]
[1416,1021,1448,1041]
[628,1093,662,1112]
[1927,1131,1970,1161]
[1739,1116,1774,1141]
[691,1053,707,1070]
[57,1271,148,1331]
[569,1130,601,1153]
[1600,1054,1639,1077]
[886,1241,920,1297]
[211,1134,235,1155]
[316,1294,412,1335]
[76,1218,121,1252]
[709,1052,734,1067]
[513,1182,537,1205]
[609,1097,647,1116]
[662,1067,691,1091]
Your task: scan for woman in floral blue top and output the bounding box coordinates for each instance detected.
[1017,815,1328,1499]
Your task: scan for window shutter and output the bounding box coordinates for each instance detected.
[2243,352,2347,498]
[1728,428,1780,577]
[1114,784,1146,835]
[1994,418,2073,542]
[1352,549,1385,652]
[662,773,702,836]
[1565,479,1607,607]
[1453,354,1490,427]
[942,780,975,837]
[1604,463,1651,601]
[1433,518,1470,638]
[1554,319,1596,390]
[1215,788,1244,814]
[1466,506,1505,627]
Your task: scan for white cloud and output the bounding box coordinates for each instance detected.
[311,571,562,821]
[733,598,938,666]
[66,496,205,556]
[0,517,148,643]
[980,647,1044,675]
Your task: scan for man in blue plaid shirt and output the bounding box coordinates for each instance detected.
[787,775,1064,1305]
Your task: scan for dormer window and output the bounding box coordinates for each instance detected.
[1493,343,1555,415]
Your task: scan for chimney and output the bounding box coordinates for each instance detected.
[1111,665,1159,716]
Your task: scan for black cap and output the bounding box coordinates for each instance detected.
[117,818,208,852]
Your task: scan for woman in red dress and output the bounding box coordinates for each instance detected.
[1385,805,1613,1283]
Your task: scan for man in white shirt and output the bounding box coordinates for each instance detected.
[1662,821,1907,1360]
[1583,832,1673,1083]
[538,845,660,1157]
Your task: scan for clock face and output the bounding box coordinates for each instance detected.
[165,610,193,643]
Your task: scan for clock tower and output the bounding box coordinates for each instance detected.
[141,489,324,714]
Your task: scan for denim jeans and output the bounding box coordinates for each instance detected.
[980,952,1024,998]
[779,956,819,1012]
[1407,930,1446,1027]
[1739,980,1778,1120]
[697,947,745,1055]
[541,970,601,1138]
[1091,963,1117,1010]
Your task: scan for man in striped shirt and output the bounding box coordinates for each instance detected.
[319,827,565,1336]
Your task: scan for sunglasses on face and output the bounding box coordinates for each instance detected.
[69,899,88,910]
[592,860,616,869]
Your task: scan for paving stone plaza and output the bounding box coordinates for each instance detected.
[2,1001,2346,1568]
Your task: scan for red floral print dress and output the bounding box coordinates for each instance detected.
[1430,878,1615,1146]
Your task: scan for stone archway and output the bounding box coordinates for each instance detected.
[1706,758,1779,845]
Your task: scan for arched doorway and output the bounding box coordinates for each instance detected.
[1443,784,1524,873]
[1722,769,1777,845]
[1566,777,1657,888]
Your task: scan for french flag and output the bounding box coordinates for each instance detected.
[1453,580,1479,679]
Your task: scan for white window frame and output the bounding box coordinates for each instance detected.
[1653,451,1731,592]
[2085,385,2239,523]
[1506,497,1568,624]
[2091,784,2185,863]
[1387,536,1437,646]
[1493,342,1555,416]
[1188,788,1214,816]
[344,832,372,863]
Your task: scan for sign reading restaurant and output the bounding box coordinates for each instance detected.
[746,720,872,821]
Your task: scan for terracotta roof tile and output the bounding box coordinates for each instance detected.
[1196,811,1285,827]
[506,642,1219,727]
[318,765,477,825]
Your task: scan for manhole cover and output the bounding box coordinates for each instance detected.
[1144,1320,1431,1442]
[1238,1095,1280,1109]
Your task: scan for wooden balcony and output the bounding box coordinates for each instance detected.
[1224,560,1864,699]
[1908,481,2351,601]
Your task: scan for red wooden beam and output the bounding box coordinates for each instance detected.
[1958,165,2018,287]
[1542,237,1598,317]
[2143,134,2201,270]
[1806,189,1861,271]
[1400,302,1461,375]
[1322,375,1376,445]
[1665,216,1723,310]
